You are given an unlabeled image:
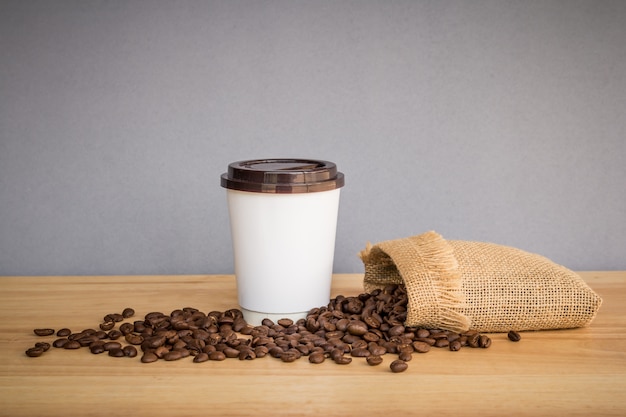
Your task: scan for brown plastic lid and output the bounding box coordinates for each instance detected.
[221,158,344,193]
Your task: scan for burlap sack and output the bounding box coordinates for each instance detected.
[359,231,602,333]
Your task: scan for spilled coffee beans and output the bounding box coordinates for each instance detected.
[24,286,509,373]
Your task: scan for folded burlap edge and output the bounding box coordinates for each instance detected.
[359,230,471,333]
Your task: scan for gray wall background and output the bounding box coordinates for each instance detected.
[1,0,625,276]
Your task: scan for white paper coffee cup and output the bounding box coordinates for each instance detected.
[221,159,344,326]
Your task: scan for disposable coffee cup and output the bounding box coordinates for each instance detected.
[221,158,345,326]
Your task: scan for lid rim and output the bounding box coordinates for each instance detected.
[221,158,344,194]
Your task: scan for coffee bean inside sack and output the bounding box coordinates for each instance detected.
[24,288,518,373]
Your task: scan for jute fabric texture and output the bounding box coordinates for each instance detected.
[360,231,602,333]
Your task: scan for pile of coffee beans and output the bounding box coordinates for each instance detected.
[25,284,520,372]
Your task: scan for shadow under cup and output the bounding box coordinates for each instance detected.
[221,159,345,326]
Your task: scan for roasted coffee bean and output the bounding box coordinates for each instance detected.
[222,347,239,358]
[152,345,169,358]
[363,315,381,329]
[94,330,108,339]
[479,335,492,348]
[390,359,408,373]
[351,347,371,357]
[186,338,205,353]
[133,321,147,333]
[107,330,123,340]
[324,330,344,340]
[254,346,268,358]
[231,318,247,332]
[378,341,397,354]
[109,313,125,322]
[202,345,218,353]
[417,337,436,346]
[90,343,105,354]
[362,331,380,342]
[368,343,387,356]
[329,348,344,361]
[239,325,254,336]
[25,347,45,357]
[33,328,55,336]
[392,340,412,353]
[145,314,168,328]
[434,338,449,348]
[366,355,383,366]
[53,338,69,348]
[122,308,135,318]
[388,325,405,337]
[141,352,158,363]
[124,333,144,345]
[171,320,190,331]
[208,351,226,361]
[346,321,368,336]
[252,336,272,346]
[123,345,138,357]
[268,346,284,358]
[178,348,191,358]
[102,313,124,323]
[308,351,325,364]
[321,320,336,332]
[447,333,460,343]
[430,331,448,339]
[35,342,51,352]
[68,332,87,341]
[142,335,166,350]
[57,328,71,337]
[280,351,299,363]
[99,321,115,331]
[342,334,362,345]
[351,340,368,350]
[449,340,462,351]
[287,348,303,359]
[331,318,347,332]
[108,348,125,357]
[333,355,352,365]
[63,340,81,350]
[163,350,185,361]
[78,335,99,347]
[398,350,412,362]
[416,328,430,338]
[277,318,293,327]
[467,333,480,348]
[295,344,310,356]
[238,349,256,360]
[192,329,210,341]
[102,342,122,351]
[507,330,521,342]
[412,341,431,353]
[193,352,209,363]
[119,323,134,335]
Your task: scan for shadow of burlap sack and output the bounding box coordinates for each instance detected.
[359,231,602,333]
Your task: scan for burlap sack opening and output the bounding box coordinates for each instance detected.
[359,231,602,333]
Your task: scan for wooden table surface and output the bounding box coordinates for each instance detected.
[1,272,625,417]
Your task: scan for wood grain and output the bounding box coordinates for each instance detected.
[1,272,625,416]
